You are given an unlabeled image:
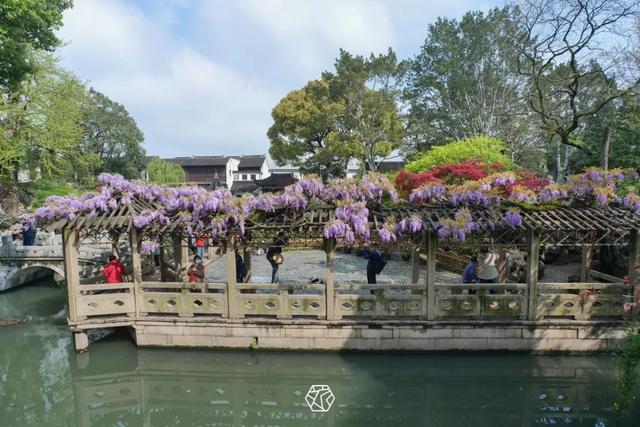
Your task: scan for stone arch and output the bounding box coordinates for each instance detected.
[5,263,66,290]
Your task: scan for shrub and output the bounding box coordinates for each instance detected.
[394,170,441,199]
[406,135,515,172]
[430,159,504,184]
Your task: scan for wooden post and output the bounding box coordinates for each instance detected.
[497,247,507,283]
[426,231,437,320]
[226,235,239,318]
[243,247,252,282]
[325,238,336,320]
[526,229,540,320]
[159,235,168,282]
[580,244,593,283]
[411,247,421,284]
[130,227,142,317]
[62,228,80,323]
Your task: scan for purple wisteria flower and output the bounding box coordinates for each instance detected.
[503,208,523,228]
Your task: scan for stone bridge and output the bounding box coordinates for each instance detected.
[0,241,112,291]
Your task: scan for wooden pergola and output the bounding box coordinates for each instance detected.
[55,195,640,350]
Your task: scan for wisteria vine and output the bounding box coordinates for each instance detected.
[22,167,640,245]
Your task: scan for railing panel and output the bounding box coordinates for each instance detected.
[139,282,227,317]
[435,283,526,319]
[76,283,135,318]
[537,282,626,319]
[334,284,425,319]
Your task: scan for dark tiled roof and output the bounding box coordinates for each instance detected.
[230,181,260,195]
[377,161,405,173]
[237,155,266,170]
[167,156,230,167]
[255,173,297,188]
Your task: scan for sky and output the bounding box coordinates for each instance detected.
[57,0,502,158]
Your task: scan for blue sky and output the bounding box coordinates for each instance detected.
[57,0,502,158]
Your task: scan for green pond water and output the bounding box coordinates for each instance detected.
[1,280,639,427]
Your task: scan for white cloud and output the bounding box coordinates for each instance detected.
[58,0,279,157]
[56,0,503,158]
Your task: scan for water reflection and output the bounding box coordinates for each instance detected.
[1,281,639,426]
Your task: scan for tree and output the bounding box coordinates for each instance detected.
[404,8,538,162]
[0,54,85,181]
[146,158,185,185]
[74,88,146,181]
[325,49,406,172]
[268,49,406,179]
[0,0,73,92]
[268,79,347,180]
[512,0,640,161]
[569,96,640,171]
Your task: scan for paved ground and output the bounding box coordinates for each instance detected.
[201,249,581,285]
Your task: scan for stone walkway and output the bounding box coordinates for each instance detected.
[202,249,581,285]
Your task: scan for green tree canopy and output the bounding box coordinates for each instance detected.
[0,54,85,181]
[72,88,146,182]
[0,0,73,92]
[268,49,406,180]
[405,135,515,172]
[146,158,185,185]
[404,8,536,161]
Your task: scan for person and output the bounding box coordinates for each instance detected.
[477,247,499,283]
[103,255,125,284]
[365,247,386,284]
[188,255,205,286]
[235,252,247,283]
[21,225,36,246]
[462,255,478,284]
[195,234,206,259]
[266,231,287,283]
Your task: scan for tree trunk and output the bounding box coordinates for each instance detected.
[599,125,611,170]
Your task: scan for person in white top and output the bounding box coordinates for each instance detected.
[477,247,499,283]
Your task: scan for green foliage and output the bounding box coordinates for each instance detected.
[0,0,73,91]
[570,97,640,172]
[404,7,538,163]
[147,158,185,185]
[27,179,78,209]
[74,88,146,182]
[268,49,406,180]
[0,54,85,180]
[614,322,640,412]
[405,135,515,172]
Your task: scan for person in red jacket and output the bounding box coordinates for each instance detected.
[103,255,125,283]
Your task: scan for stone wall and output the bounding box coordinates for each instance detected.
[129,320,626,352]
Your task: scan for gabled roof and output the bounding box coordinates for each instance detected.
[237,155,266,170]
[167,156,230,167]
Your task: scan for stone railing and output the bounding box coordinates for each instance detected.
[70,279,631,323]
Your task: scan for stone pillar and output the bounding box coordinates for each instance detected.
[628,229,640,285]
[129,227,142,317]
[325,238,336,321]
[226,235,239,318]
[580,244,593,283]
[173,233,190,281]
[526,229,541,320]
[243,247,252,282]
[426,231,437,320]
[411,247,421,284]
[74,332,88,352]
[62,228,80,323]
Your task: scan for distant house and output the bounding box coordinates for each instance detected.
[168,156,239,188]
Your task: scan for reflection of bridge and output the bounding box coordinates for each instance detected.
[0,243,110,291]
[71,349,625,426]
